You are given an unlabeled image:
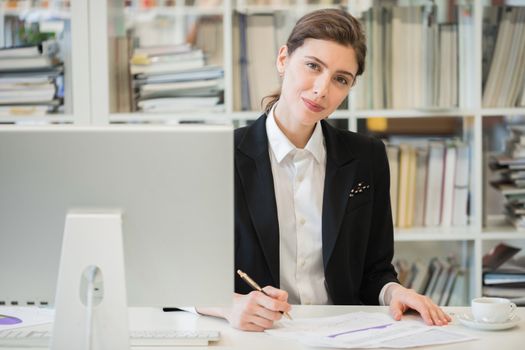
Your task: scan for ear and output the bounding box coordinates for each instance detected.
[276,45,288,76]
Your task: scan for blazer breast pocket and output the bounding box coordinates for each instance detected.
[345,191,372,213]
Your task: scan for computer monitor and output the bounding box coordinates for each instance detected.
[0,125,233,309]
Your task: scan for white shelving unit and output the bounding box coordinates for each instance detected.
[0,0,90,124]
[2,0,525,304]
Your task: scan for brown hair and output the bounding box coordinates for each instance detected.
[262,8,367,113]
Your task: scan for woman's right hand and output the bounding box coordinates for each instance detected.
[224,287,291,331]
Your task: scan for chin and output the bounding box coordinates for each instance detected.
[300,109,329,125]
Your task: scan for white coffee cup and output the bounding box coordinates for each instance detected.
[471,297,517,323]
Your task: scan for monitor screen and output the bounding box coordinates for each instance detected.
[0,125,233,308]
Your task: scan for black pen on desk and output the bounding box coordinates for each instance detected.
[236,269,293,320]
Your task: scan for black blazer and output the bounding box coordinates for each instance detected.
[234,115,398,305]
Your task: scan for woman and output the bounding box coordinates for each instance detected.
[199,8,451,331]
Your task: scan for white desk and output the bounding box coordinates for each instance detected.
[3,306,524,349]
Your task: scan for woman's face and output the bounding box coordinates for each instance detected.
[276,38,358,126]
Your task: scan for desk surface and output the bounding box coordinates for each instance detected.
[3,306,524,349]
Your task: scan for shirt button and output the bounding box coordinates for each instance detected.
[300,260,305,267]
[299,218,306,226]
[297,175,304,182]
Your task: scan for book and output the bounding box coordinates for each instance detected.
[394,259,411,286]
[0,105,51,116]
[424,141,445,226]
[483,7,525,107]
[413,147,428,227]
[482,242,521,270]
[440,264,459,306]
[245,14,280,111]
[424,257,443,297]
[405,146,417,227]
[497,7,525,107]
[137,96,222,113]
[0,87,56,104]
[448,269,467,306]
[238,12,251,111]
[458,5,476,108]
[483,286,525,298]
[131,49,204,66]
[431,258,450,304]
[483,272,525,286]
[452,143,470,226]
[386,144,399,227]
[0,56,59,72]
[441,144,457,227]
[409,260,430,294]
[133,43,192,57]
[136,65,223,84]
[397,144,411,228]
[130,59,205,75]
[139,79,222,99]
[194,17,223,67]
[0,45,41,58]
[232,12,242,111]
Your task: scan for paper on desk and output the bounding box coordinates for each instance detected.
[266,312,476,348]
[0,307,54,332]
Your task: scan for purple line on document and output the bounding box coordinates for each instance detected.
[327,323,394,338]
[0,315,22,325]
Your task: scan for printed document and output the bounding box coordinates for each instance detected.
[266,312,475,348]
[0,307,54,332]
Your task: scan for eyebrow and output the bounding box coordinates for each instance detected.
[304,56,356,80]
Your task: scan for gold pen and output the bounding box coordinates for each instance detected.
[237,269,293,320]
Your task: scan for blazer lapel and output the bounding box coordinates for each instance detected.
[321,121,358,269]
[236,115,280,286]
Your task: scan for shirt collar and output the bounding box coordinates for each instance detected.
[266,104,325,164]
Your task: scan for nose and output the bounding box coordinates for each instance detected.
[313,74,330,99]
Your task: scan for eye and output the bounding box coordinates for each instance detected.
[335,76,349,86]
[306,62,320,71]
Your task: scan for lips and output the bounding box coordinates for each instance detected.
[302,98,325,113]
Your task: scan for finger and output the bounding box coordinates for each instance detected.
[253,304,283,322]
[418,307,434,326]
[429,308,443,325]
[256,291,291,313]
[389,301,404,321]
[240,322,265,332]
[262,286,289,302]
[436,307,451,325]
[248,314,274,329]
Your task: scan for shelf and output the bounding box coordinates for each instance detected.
[108,108,525,121]
[0,115,74,124]
[349,109,477,118]
[234,4,341,14]
[394,226,479,241]
[0,8,71,21]
[229,109,355,121]
[482,225,525,240]
[109,112,231,124]
[481,108,525,116]
[124,6,224,20]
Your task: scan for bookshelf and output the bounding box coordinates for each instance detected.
[2,0,525,305]
[0,0,91,124]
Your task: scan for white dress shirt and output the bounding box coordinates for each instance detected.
[266,106,329,305]
[266,105,397,305]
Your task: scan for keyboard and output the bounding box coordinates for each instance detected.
[0,329,220,347]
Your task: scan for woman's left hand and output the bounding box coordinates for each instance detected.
[387,285,452,326]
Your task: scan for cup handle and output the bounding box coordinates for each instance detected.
[509,303,517,318]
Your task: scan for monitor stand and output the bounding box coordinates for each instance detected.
[51,211,129,350]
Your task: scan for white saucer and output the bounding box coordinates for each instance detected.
[457,313,521,331]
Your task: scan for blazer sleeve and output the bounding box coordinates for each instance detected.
[359,138,399,305]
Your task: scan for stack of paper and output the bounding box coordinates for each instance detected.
[266,312,475,348]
